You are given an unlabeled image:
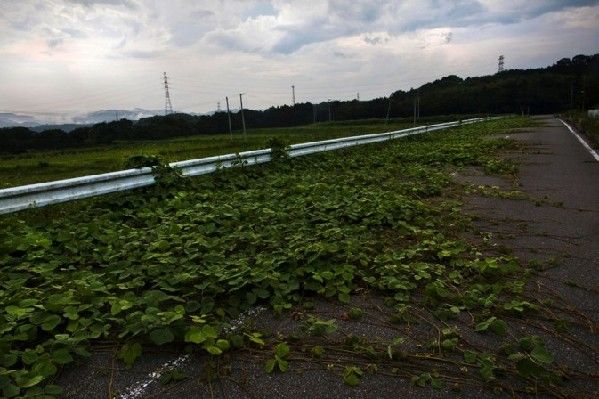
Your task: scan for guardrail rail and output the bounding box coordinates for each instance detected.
[0,118,489,214]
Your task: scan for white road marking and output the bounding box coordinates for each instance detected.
[115,306,267,399]
[560,119,599,162]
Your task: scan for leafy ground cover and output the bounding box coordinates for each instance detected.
[1,117,593,398]
[0,118,431,188]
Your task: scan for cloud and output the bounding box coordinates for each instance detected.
[363,34,389,46]
[46,38,64,48]
[65,0,138,9]
[0,0,597,116]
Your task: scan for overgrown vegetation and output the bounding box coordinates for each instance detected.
[0,117,594,398]
[562,110,599,149]
[0,119,420,188]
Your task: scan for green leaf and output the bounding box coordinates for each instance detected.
[41,314,61,331]
[150,328,174,345]
[277,358,289,372]
[119,342,142,368]
[245,332,265,346]
[201,325,218,339]
[479,363,494,381]
[441,338,458,350]
[16,374,44,388]
[216,339,230,351]
[184,328,206,344]
[44,385,63,395]
[463,350,477,364]
[275,342,290,358]
[2,383,19,398]
[21,349,39,365]
[32,359,57,377]
[52,348,73,364]
[205,345,222,355]
[516,357,543,378]
[343,366,362,387]
[344,373,360,387]
[530,345,554,365]
[265,359,276,373]
[2,353,18,367]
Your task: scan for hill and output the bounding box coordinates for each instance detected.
[1,53,597,154]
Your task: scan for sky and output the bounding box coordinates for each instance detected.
[0,0,598,120]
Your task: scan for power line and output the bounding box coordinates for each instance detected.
[163,72,173,115]
[225,96,232,138]
[239,93,246,139]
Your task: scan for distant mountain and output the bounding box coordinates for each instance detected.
[0,108,166,129]
[72,109,164,125]
[0,112,39,128]
[0,108,213,129]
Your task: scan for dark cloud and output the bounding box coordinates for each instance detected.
[46,37,64,48]
[363,34,389,46]
[333,51,351,58]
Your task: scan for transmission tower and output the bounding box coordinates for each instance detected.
[163,72,173,115]
[498,55,505,73]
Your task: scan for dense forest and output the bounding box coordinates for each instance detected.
[1,53,597,154]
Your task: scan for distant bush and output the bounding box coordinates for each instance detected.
[124,154,162,169]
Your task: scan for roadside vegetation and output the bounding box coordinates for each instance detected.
[1,118,431,188]
[2,117,594,398]
[562,110,599,149]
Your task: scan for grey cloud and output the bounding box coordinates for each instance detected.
[46,37,64,48]
[122,49,162,58]
[61,28,87,38]
[333,51,349,58]
[65,0,138,8]
[363,34,389,45]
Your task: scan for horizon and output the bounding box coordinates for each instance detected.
[0,0,598,122]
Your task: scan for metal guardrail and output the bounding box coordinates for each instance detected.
[0,118,487,214]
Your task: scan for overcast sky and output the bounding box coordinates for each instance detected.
[0,0,597,116]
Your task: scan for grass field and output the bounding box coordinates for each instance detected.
[0,119,425,188]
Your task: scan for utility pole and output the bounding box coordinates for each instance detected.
[163,72,173,115]
[328,99,332,122]
[417,93,420,119]
[413,94,418,126]
[291,85,295,106]
[239,93,246,139]
[312,103,317,123]
[385,97,392,125]
[217,101,221,112]
[357,92,360,101]
[225,96,232,138]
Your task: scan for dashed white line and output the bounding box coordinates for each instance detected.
[115,306,267,399]
[559,119,599,162]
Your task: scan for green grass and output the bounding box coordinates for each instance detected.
[0,119,420,188]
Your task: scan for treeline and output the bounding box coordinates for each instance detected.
[1,53,597,154]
